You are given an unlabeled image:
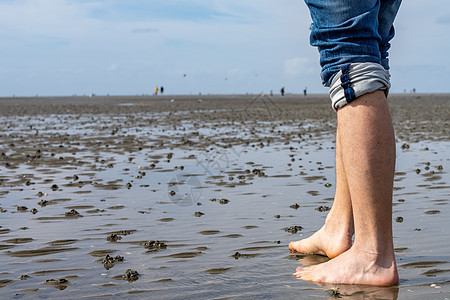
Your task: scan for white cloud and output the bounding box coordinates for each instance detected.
[284,57,314,77]
[108,64,118,71]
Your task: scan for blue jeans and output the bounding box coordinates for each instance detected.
[305,0,402,110]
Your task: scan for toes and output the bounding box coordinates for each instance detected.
[293,266,304,276]
[288,242,294,250]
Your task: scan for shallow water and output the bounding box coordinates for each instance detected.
[0,96,449,299]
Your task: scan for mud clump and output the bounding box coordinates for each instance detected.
[284,226,303,234]
[315,206,331,212]
[289,203,300,210]
[46,278,68,284]
[122,269,139,282]
[45,278,69,290]
[65,209,81,217]
[38,200,48,207]
[194,211,204,217]
[231,252,259,259]
[17,206,28,212]
[219,198,230,205]
[326,287,342,298]
[143,240,167,250]
[252,169,266,177]
[102,254,124,269]
[107,234,122,242]
[210,198,230,204]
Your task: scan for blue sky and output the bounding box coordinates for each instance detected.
[1,0,449,96]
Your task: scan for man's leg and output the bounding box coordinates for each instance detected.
[294,90,398,286]
[289,127,354,259]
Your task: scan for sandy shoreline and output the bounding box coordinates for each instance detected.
[0,94,449,299]
[1,93,448,139]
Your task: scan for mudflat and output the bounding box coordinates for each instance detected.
[0,94,449,299]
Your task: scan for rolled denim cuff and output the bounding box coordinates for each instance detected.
[329,62,391,111]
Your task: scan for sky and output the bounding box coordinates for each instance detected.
[1,0,449,97]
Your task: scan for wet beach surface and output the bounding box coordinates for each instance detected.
[0,94,449,299]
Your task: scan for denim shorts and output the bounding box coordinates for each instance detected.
[305,0,402,110]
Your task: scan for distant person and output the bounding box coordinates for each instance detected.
[280,87,285,96]
[303,87,307,96]
[154,86,158,95]
[289,0,402,286]
[160,86,164,95]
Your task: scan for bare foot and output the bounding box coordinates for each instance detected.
[293,246,399,286]
[289,223,353,259]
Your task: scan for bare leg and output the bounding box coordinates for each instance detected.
[294,90,399,286]
[289,128,354,259]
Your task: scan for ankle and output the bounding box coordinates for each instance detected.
[351,241,396,263]
[323,213,354,238]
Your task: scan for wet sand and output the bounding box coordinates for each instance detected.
[0,94,449,299]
